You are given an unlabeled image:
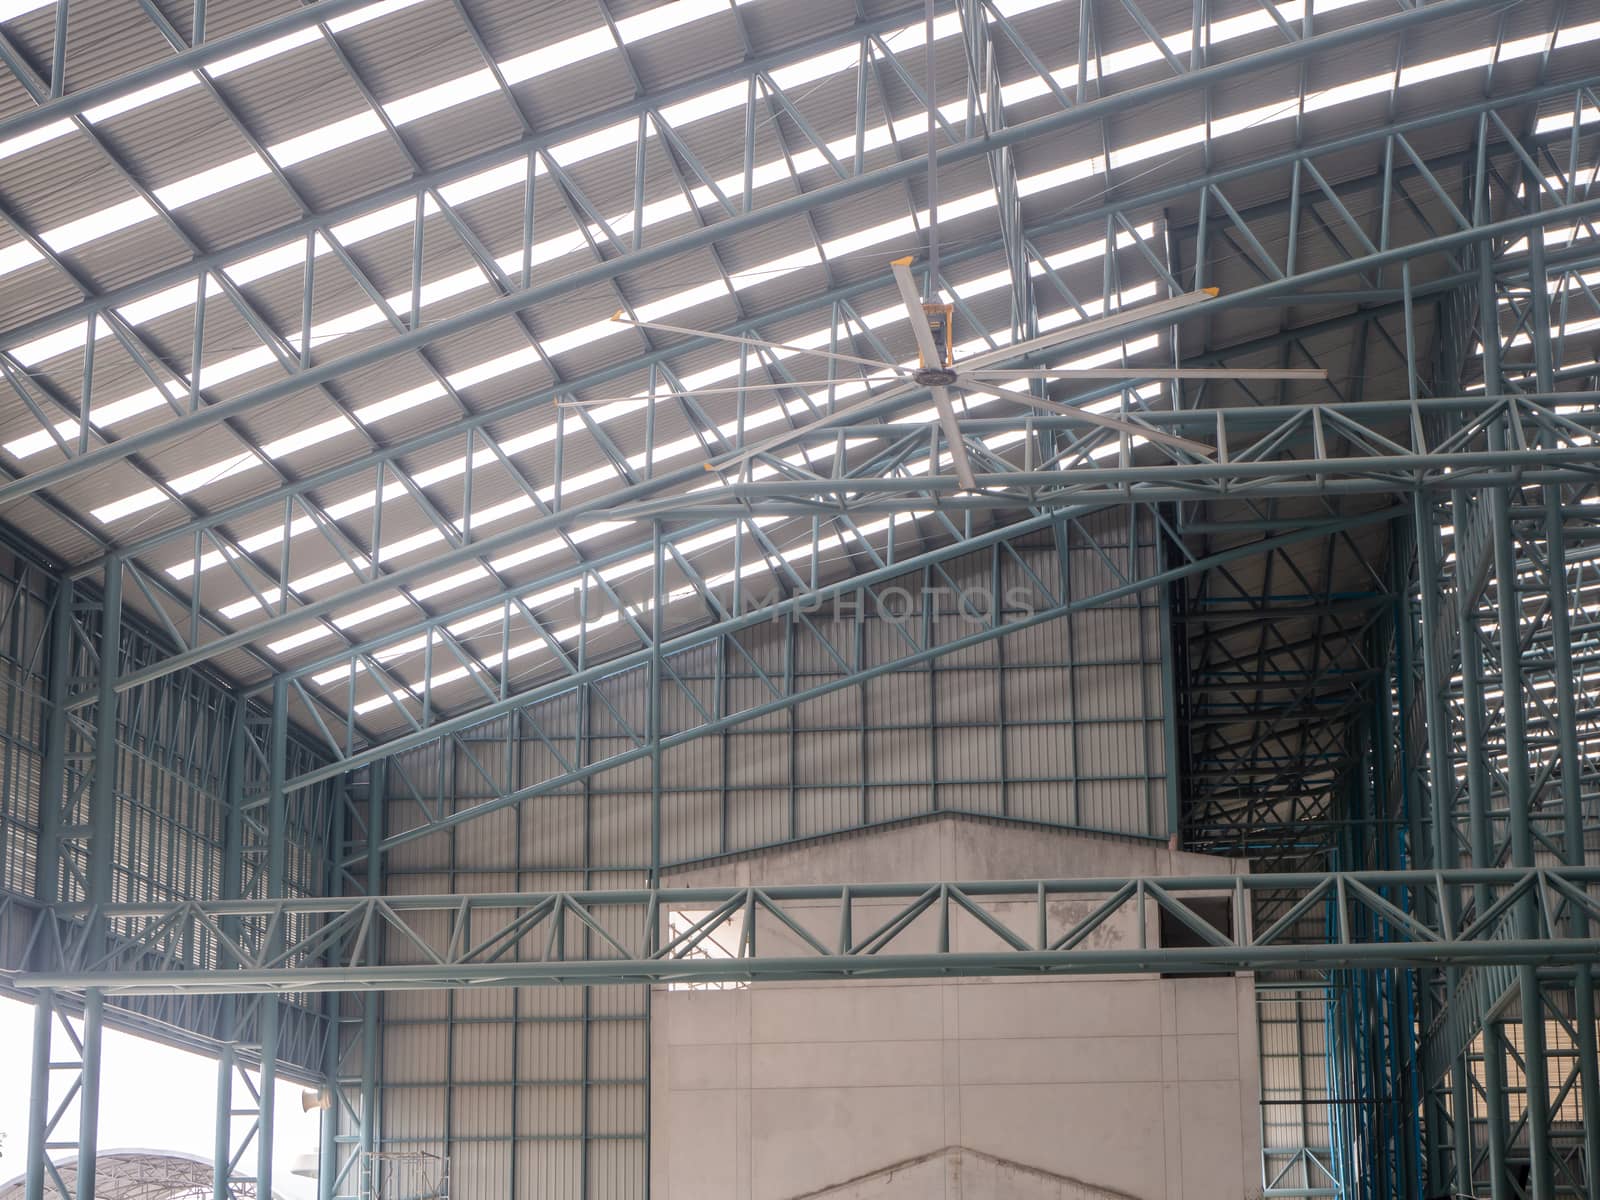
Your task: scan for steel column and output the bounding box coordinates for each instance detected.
[256,679,289,1200]
[68,559,122,1200]
[1529,195,1600,1200]
[213,710,253,1200]
[22,993,54,1200]
[1488,213,1554,1200]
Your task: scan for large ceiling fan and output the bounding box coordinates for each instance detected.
[603,278,1325,492]
[571,1,1326,493]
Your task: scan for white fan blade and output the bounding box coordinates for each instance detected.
[930,385,977,491]
[890,257,945,369]
[960,289,1219,372]
[708,381,918,472]
[955,378,1213,457]
[556,378,902,406]
[966,367,1328,381]
[609,311,901,374]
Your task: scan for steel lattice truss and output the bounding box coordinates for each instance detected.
[0,1150,272,1200]
[12,866,1600,993]
[0,0,1591,763]
[5,0,1600,1198]
[0,0,1593,894]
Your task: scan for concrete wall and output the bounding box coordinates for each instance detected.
[361,522,1171,1199]
[651,817,1261,1200]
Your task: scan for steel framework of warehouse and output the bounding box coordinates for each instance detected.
[1,0,1599,1196]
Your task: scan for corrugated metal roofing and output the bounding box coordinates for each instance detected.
[0,0,1593,740]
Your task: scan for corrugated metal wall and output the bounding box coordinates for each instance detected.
[0,539,339,1072]
[0,546,49,908]
[1259,990,1336,1195]
[360,512,1170,1199]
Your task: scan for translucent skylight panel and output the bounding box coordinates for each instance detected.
[15,0,1574,684]
[155,156,275,209]
[19,25,1302,473]
[382,72,502,126]
[0,0,434,165]
[264,299,1164,673]
[0,0,1398,327]
[155,219,1151,590]
[0,0,50,20]
[1536,105,1600,135]
[619,0,738,42]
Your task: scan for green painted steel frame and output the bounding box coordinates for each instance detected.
[10,866,1600,994]
[4,0,1600,1195]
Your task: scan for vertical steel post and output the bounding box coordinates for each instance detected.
[923,0,939,298]
[1415,493,1478,1194]
[25,576,73,1200]
[212,1035,235,1200]
[1488,193,1553,1200]
[258,677,289,1200]
[1465,122,1512,1195]
[644,521,665,1198]
[1157,530,1182,841]
[1412,494,1454,880]
[215,704,245,1200]
[23,993,54,1200]
[649,521,663,886]
[34,575,70,913]
[73,560,122,1200]
[1528,202,1600,1199]
[258,984,280,1194]
[1381,506,1426,1200]
[84,558,121,935]
[75,991,104,1200]
[1454,488,1512,1200]
[319,999,339,1200]
[359,759,385,1200]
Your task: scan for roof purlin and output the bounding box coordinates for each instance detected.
[0,0,1527,515]
[21,70,1574,720]
[0,0,395,144]
[0,1,932,354]
[0,53,372,692]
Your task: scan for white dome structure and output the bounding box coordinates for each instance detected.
[0,1151,289,1200]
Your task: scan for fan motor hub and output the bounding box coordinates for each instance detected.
[913,367,958,387]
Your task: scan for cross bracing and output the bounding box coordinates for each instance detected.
[0,0,1590,724]
[2,0,1600,1198]
[12,867,1600,994]
[0,73,1592,746]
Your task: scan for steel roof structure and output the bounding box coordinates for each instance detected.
[3,0,1600,1197]
[0,1152,284,1200]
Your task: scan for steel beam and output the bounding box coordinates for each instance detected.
[82,241,1600,708]
[0,0,1548,512]
[276,508,1397,867]
[14,866,1600,995]
[25,71,1582,726]
[32,83,1595,601]
[0,0,386,142]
